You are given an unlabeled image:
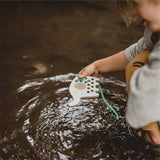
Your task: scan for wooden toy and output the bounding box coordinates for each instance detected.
[68,76,119,120]
[68,76,100,107]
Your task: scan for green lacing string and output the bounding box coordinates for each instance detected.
[99,81,119,120]
[75,78,119,120]
[75,78,90,83]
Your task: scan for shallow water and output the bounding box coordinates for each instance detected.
[0,1,159,160]
[1,73,158,159]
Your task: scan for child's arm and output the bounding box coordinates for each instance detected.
[78,50,129,78]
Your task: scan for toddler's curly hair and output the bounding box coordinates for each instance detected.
[116,0,158,26]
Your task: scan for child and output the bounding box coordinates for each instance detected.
[78,0,160,151]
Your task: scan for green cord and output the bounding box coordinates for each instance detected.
[75,78,119,120]
[75,78,90,83]
[99,81,119,120]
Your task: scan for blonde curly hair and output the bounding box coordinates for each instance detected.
[116,0,158,26]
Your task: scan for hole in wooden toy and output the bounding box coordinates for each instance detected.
[74,83,86,90]
[91,90,94,92]
[91,85,94,88]
[87,91,90,93]
[91,82,94,84]
[95,84,99,87]
[87,83,90,86]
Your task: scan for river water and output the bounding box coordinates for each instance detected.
[0,1,159,160]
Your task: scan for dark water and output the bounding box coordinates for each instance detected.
[0,1,159,160]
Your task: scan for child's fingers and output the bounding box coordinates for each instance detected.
[92,70,99,77]
[78,64,96,78]
[78,68,88,78]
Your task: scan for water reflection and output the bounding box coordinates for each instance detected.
[1,73,158,159]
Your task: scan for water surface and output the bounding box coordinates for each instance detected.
[0,1,159,159]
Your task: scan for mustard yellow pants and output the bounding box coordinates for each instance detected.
[125,51,159,131]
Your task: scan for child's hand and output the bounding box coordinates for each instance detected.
[78,63,99,79]
[138,128,160,146]
[146,129,160,146]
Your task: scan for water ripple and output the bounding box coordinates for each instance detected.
[1,73,155,160]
